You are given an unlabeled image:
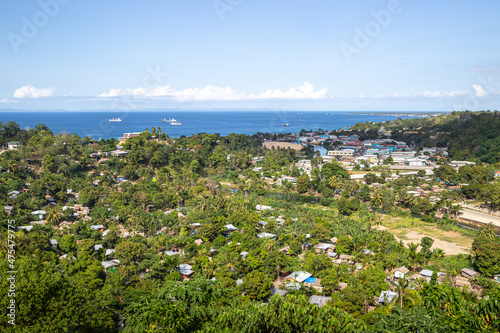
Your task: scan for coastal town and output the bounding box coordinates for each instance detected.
[1,111,499,331]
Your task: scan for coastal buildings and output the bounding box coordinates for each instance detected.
[327,149,355,157]
[7,141,22,150]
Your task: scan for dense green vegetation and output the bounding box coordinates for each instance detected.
[0,118,499,332]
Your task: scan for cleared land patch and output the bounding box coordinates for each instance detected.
[376,216,473,255]
[262,142,304,151]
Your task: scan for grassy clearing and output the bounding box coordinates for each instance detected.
[380,215,474,250]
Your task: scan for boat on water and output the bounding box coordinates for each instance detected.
[109,118,122,122]
[161,118,174,123]
[170,119,182,125]
[282,123,289,127]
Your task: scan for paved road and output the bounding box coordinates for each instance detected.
[458,208,500,227]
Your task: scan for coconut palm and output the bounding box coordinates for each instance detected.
[8,162,18,174]
[478,223,497,240]
[373,190,384,208]
[328,175,342,190]
[46,208,62,226]
[450,204,462,218]
[203,259,217,279]
[390,276,417,308]
[343,181,359,197]
[407,242,420,271]
[432,248,444,259]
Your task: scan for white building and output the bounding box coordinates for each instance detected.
[450,161,475,167]
[7,141,22,150]
[327,149,355,157]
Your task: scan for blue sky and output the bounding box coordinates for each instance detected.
[1,0,500,111]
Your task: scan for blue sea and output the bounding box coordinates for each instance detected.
[0,111,421,140]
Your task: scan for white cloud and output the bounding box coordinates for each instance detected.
[392,93,411,98]
[422,91,442,98]
[473,84,487,97]
[249,82,328,100]
[422,90,469,98]
[13,85,56,99]
[98,82,328,101]
[446,90,469,97]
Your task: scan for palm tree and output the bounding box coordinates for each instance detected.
[442,200,453,215]
[390,276,417,308]
[46,208,62,226]
[432,248,444,259]
[236,178,245,194]
[374,191,383,208]
[203,259,217,279]
[328,175,341,189]
[343,181,358,197]
[197,195,211,213]
[127,212,142,232]
[407,242,419,271]
[478,223,497,240]
[57,163,70,176]
[450,204,462,218]
[8,162,18,174]
[221,252,239,271]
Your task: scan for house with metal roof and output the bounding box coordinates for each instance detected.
[4,206,13,215]
[257,220,268,227]
[309,295,332,307]
[177,264,194,279]
[271,289,289,297]
[7,141,22,150]
[283,271,312,283]
[31,210,46,219]
[49,239,58,248]
[314,243,335,253]
[461,268,480,279]
[393,267,410,279]
[225,224,238,232]
[378,290,398,304]
[285,282,301,290]
[90,224,105,231]
[101,260,120,272]
[257,232,276,239]
[256,204,273,211]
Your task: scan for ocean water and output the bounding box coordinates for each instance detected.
[0,111,420,140]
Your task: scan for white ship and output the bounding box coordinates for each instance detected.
[109,118,122,122]
[170,119,182,125]
[161,118,174,123]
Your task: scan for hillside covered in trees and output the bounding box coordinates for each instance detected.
[0,119,500,332]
